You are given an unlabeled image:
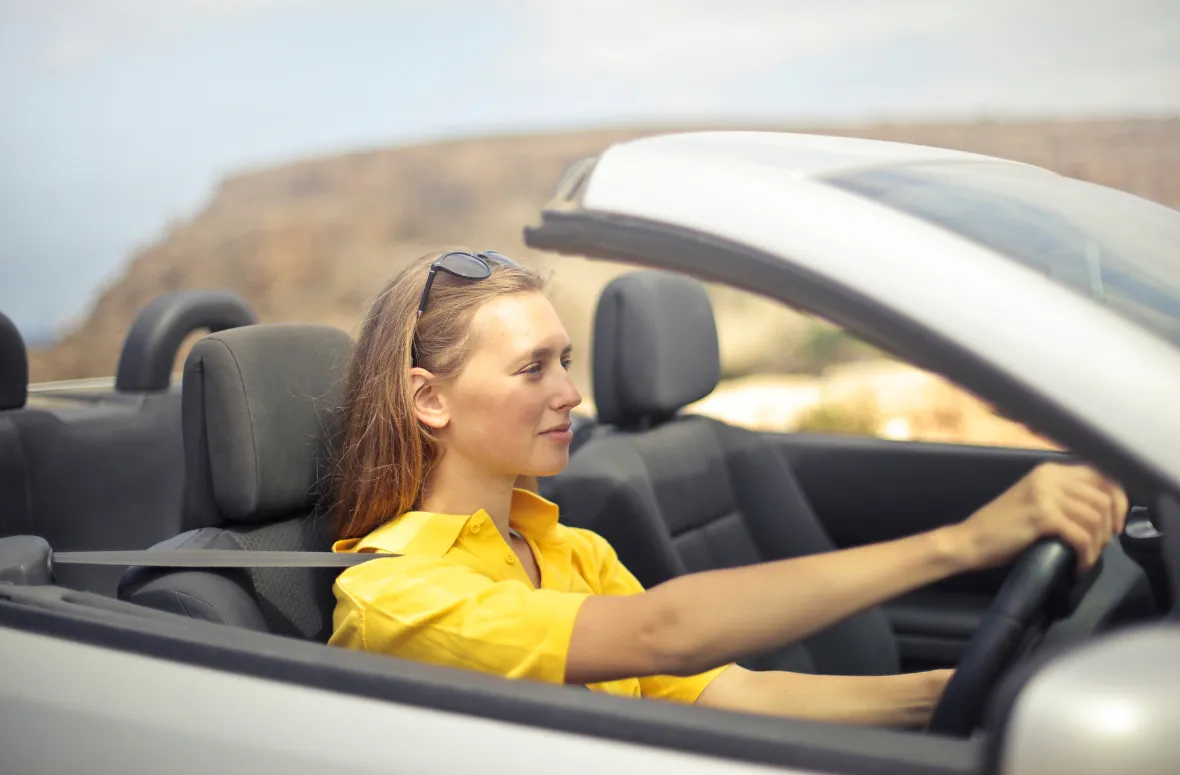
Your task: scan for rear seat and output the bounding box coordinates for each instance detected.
[0,311,32,542]
[0,292,257,596]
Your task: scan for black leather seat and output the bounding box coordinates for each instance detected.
[120,323,354,641]
[0,311,27,413]
[0,310,191,595]
[547,270,900,676]
[0,311,32,541]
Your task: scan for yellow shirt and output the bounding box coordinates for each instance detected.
[329,487,731,703]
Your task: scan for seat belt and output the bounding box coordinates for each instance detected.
[50,544,595,691]
[52,549,396,569]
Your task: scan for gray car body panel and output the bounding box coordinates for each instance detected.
[997,624,1180,775]
[0,626,802,775]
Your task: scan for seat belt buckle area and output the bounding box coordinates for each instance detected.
[0,534,395,588]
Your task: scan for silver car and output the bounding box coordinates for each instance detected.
[2,130,1178,774]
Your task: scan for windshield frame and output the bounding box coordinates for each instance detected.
[823,160,1180,350]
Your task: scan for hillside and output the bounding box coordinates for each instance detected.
[27,118,1180,405]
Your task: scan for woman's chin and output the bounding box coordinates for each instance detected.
[523,453,570,479]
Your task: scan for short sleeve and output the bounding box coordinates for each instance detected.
[329,555,590,684]
[577,528,735,704]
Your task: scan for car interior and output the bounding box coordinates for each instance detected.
[0,291,257,596]
[0,265,1174,772]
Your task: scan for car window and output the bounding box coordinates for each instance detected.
[543,258,1056,450]
[825,161,1180,349]
[671,281,1061,450]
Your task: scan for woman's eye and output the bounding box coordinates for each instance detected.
[520,356,571,377]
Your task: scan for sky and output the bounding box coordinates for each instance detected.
[1,0,1178,342]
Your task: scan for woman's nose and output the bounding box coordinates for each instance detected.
[556,372,582,410]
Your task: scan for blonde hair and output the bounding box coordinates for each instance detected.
[331,250,546,540]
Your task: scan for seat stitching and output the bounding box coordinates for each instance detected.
[210,338,261,516]
[171,589,230,624]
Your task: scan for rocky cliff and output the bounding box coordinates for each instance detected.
[28,118,1180,405]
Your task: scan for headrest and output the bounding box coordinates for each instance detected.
[182,323,354,528]
[592,270,720,427]
[0,311,28,410]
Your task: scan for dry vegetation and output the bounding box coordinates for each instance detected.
[26,118,1180,447]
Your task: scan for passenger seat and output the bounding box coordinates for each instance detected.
[120,323,354,641]
[545,271,901,676]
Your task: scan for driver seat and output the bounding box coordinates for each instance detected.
[548,270,900,675]
[119,323,354,641]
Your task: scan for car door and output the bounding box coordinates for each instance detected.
[763,432,1065,671]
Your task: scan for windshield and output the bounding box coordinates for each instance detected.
[826,161,1180,346]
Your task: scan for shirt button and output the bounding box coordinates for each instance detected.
[505,553,516,565]
[469,523,481,534]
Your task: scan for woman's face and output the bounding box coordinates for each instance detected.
[421,291,583,478]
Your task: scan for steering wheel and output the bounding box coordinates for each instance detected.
[926,540,1081,736]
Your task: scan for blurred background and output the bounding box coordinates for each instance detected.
[2,0,1178,448]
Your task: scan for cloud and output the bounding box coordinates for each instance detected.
[504,0,1180,118]
[7,0,1176,115]
[914,0,1180,115]
[515,0,957,78]
[2,0,383,72]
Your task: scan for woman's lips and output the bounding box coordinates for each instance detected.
[541,423,573,443]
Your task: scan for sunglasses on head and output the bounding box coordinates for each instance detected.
[412,250,520,367]
[416,250,519,318]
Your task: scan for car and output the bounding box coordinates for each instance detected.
[2,130,1179,774]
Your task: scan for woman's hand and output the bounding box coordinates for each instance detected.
[949,462,1128,573]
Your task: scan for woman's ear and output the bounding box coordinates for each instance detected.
[410,367,449,430]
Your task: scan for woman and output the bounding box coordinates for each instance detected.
[327,249,1126,727]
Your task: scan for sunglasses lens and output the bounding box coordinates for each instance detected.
[437,252,492,280]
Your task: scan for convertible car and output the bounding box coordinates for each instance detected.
[2,131,1178,774]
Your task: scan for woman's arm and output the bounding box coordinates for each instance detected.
[566,520,968,683]
[695,665,954,728]
[564,462,1126,686]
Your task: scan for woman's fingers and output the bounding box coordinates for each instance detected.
[1016,464,1100,571]
[956,461,1127,571]
[1057,466,1131,572]
[1060,497,1107,571]
[1051,512,1101,574]
[1105,478,1130,534]
[1061,478,1113,535]
[1076,466,1130,535]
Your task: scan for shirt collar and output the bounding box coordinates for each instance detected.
[508,487,561,539]
[332,487,561,557]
